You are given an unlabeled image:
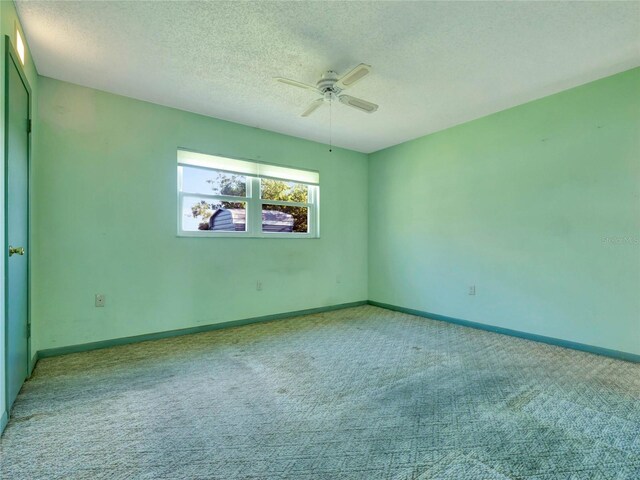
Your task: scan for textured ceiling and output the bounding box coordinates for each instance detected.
[16,1,640,153]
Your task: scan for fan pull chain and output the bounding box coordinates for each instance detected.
[329,99,333,153]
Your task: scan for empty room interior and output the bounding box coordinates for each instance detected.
[0,1,639,479]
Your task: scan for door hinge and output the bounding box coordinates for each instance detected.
[27,119,32,134]
[27,323,31,338]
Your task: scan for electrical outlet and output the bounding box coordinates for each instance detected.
[256,280,263,291]
[469,285,476,296]
[95,294,106,307]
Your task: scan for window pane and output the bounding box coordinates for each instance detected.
[260,178,308,203]
[181,166,247,196]
[182,195,246,231]
[262,204,308,233]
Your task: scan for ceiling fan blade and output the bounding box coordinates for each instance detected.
[338,95,378,113]
[336,63,371,89]
[275,77,318,92]
[301,99,325,117]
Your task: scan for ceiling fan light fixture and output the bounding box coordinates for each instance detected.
[324,91,337,102]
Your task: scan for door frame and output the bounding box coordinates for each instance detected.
[4,34,32,415]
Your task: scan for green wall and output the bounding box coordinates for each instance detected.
[31,77,368,353]
[25,59,640,361]
[369,68,640,356]
[1,0,39,424]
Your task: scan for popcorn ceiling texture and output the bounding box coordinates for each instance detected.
[15,1,640,153]
[1,306,639,479]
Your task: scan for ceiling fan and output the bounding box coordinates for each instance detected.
[275,63,379,117]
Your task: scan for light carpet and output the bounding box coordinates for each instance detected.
[1,305,639,479]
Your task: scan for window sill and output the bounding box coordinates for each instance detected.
[177,231,319,239]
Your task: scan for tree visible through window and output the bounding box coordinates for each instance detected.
[261,179,308,233]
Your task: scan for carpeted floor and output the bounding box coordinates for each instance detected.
[1,305,639,479]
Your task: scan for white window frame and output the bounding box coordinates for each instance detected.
[177,151,319,239]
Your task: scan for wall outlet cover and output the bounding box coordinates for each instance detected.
[95,294,106,307]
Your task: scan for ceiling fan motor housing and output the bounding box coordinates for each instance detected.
[317,70,341,98]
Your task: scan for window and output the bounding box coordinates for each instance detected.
[177,150,319,238]
[15,27,25,65]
